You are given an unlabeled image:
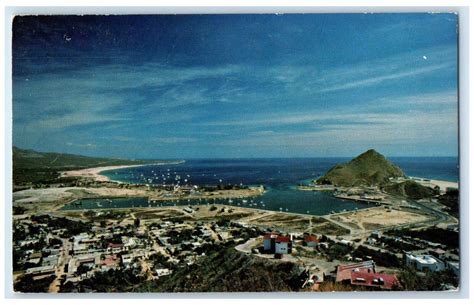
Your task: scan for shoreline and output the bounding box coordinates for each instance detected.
[60,161,184,182]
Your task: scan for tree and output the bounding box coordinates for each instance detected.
[134,217,141,228]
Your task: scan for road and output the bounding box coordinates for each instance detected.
[48,236,71,293]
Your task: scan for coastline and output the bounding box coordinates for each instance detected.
[60,162,183,182]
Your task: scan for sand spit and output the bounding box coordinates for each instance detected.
[60,162,178,182]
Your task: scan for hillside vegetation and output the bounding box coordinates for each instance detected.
[383,180,438,200]
[13,146,154,169]
[12,146,179,186]
[139,247,304,292]
[316,149,405,187]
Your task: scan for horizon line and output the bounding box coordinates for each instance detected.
[12,145,458,161]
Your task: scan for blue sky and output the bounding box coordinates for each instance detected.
[13,14,458,159]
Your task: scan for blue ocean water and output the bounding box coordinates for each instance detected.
[61,157,458,215]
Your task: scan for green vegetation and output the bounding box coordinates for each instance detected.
[14,274,56,292]
[61,269,145,293]
[396,268,458,291]
[12,146,181,186]
[316,149,405,187]
[324,243,353,261]
[384,180,438,199]
[352,245,401,268]
[139,247,303,292]
[387,227,459,249]
[438,189,459,218]
[30,215,91,237]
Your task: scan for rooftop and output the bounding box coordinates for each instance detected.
[350,271,399,290]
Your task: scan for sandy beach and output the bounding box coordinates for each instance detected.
[60,163,169,182]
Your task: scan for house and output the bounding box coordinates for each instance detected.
[263,233,292,254]
[366,237,377,245]
[336,260,376,283]
[275,236,292,254]
[26,265,56,276]
[155,268,173,277]
[370,230,382,239]
[350,271,400,290]
[107,243,124,254]
[100,254,119,271]
[404,252,445,272]
[304,235,319,247]
[263,233,279,252]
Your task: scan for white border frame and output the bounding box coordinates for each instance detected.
[2,5,470,300]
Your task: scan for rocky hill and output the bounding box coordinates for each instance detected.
[383,180,438,200]
[316,149,405,187]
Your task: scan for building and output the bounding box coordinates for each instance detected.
[263,233,292,254]
[263,233,279,253]
[275,236,292,254]
[26,265,56,276]
[336,260,376,282]
[303,235,319,247]
[405,252,445,272]
[350,271,400,290]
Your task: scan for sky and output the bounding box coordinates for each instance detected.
[12,14,459,159]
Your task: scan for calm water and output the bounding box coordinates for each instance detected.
[61,157,458,215]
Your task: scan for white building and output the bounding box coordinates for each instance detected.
[405,253,445,272]
[275,236,292,254]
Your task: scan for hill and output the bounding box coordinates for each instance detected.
[384,180,438,200]
[12,146,180,186]
[139,247,304,292]
[316,149,405,187]
[13,146,156,169]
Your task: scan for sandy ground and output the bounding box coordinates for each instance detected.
[60,164,159,182]
[328,207,434,231]
[417,178,458,193]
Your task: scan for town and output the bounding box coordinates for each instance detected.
[13,201,460,292]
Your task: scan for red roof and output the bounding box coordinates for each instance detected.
[276,236,291,243]
[108,243,123,248]
[101,255,118,266]
[350,271,399,290]
[304,235,319,243]
[263,233,279,240]
[336,261,375,282]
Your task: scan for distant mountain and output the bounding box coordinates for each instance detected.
[316,149,405,187]
[13,146,155,169]
[12,146,182,186]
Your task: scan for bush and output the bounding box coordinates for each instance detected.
[352,246,400,268]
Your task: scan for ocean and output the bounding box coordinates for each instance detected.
[61,157,458,215]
